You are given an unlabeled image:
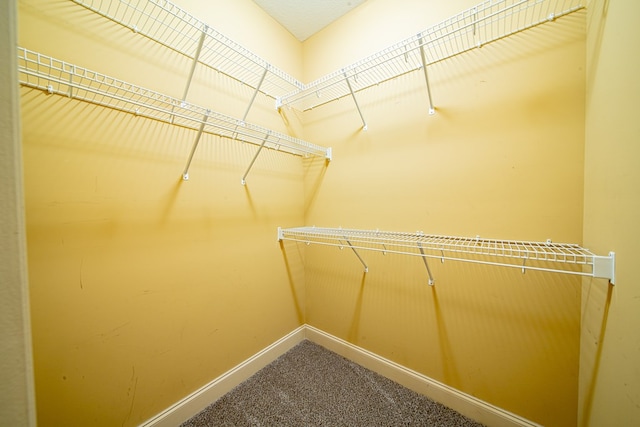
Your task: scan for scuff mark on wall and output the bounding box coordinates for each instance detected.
[79,256,84,290]
[123,365,138,427]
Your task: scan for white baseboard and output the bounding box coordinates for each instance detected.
[139,325,306,427]
[140,324,540,427]
[303,325,541,427]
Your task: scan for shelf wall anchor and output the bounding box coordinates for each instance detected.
[182,110,211,180]
[344,72,368,131]
[593,251,616,285]
[241,132,270,185]
[419,37,436,115]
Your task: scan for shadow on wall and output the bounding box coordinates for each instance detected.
[158,178,186,225]
[277,102,305,139]
[586,0,610,95]
[303,156,330,216]
[279,240,305,324]
[580,280,613,424]
[431,286,461,387]
[348,272,368,343]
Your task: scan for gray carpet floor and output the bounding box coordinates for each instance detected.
[181,340,485,426]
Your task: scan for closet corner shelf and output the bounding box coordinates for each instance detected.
[277,226,615,285]
[70,0,585,133]
[18,47,331,182]
[277,0,585,114]
[70,0,303,101]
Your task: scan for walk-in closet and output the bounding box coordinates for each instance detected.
[5,0,639,426]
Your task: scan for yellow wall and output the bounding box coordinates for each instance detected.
[580,0,640,425]
[298,0,586,425]
[19,0,306,425]
[23,0,635,426]
[302,0,485,81]
[0,0,37,425]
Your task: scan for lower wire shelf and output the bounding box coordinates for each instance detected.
[278,226,615,285]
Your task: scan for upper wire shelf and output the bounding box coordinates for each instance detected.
[277,0,585,112]
[70,0,304,99]
[278,226,615,285]
[18,47,330,160]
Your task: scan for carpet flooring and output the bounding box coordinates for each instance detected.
[181,340,484,426]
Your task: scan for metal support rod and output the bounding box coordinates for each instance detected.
[181,25,208,102]
[419,39,436,115]
[344,72,368,131]
[68,65,74,98]
[241,132,269,185]
[242,66,268,122]
[473,7,478,36]
[170,26,207,125]
[417,242,435,286]
[345,237,369,273]
[232,66,269,140]
[182,110,210,180]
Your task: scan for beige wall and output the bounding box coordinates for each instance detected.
[299,0,586,425]
[19,0,306,425]
[0,0,37,425]
[580,0,640,425]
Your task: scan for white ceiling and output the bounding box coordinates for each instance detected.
[251,0,369,42]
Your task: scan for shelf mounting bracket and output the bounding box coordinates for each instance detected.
[182,110,210,180]
[419,36,436,115]
[417,240,435,286]
[593,251,616,285]
[344,72,368,131]
[344,236,369,273]
[241,132,270,185]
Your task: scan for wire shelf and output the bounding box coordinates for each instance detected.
[18,47,330,159]
[278,226,615,284]
[70,0,304,99]
[278,0,584,111]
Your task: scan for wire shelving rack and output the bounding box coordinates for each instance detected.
[70,0,303,100]
[18,48,331,182]
[69,0,585,130]
[277,0,585,121]
[278,226,615,285]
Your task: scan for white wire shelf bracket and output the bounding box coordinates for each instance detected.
[277,0,585,113]
[18,48,331,182]
[70,0,303,105]
[277,227,615,285]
